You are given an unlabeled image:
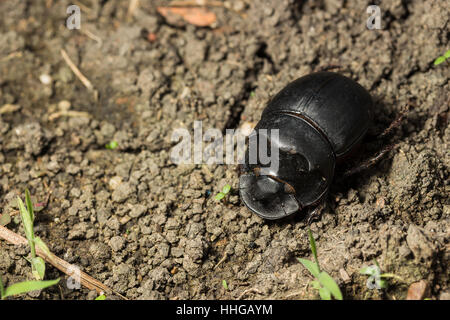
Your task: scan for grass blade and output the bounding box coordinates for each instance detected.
[297,258,320,278]
[2,279,59,299]
[307,229,320,272]
[318,272,343,300]
[25,189,34,222]
[17,197,34,244]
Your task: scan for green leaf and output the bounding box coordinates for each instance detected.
[318,272,343,300]
[215,192,225,201]
[105,141,118,150]
[310,280,321,290]
[2,279,59,299]
[360,265,377,276]
[31,257,45,280]
[25,189,34,222]
[222,184,231,194]
[298,258,320,278]
[34,237,52,257]
[307,229,320,272]
[95,294,106,300]
[377,278,387,289]
[434,56,446,65]
[17,197,34,244]
[444,50,450,59]
[222,280,228,290]
[318,287,331,300]
[0,213,11,226]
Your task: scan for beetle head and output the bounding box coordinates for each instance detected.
[239,171,301,220]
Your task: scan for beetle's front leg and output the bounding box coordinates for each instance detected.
[305,198,327,225]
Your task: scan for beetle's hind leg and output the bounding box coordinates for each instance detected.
[342,104,411,177]
[366,104,410,141]
[378,104,410,139]
[342,143,396,177]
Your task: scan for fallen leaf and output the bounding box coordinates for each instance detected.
[157,7,216,27]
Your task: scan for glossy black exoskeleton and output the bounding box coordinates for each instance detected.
[239,71,373,220]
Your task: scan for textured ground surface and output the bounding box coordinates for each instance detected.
[0,0,448,300]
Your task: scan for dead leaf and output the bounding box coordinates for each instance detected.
[157,7,216,27]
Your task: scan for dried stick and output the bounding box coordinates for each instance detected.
[127,0,140,21]
[60,49,94,91]
[237,288,263,300]
[0,225,126,300]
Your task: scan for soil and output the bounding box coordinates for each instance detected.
[0,0,448,300]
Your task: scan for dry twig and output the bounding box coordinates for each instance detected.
[60,49,95,92]
[237,288,263,300]
[0,225,127,300]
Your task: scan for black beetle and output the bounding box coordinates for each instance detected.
[239,71,373,220]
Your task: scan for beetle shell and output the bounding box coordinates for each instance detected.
[239,71,373,220]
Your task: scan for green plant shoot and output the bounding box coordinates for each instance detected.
[222,280,229,290]
[434,50,450,65]
[360,259,404,289]
[0,275,59,300]
[105,141,118,150]
[215,184,231,201]
[298,229,343,300]
[17,190,53,281]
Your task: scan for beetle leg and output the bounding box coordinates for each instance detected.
[366,104,410,140]
[305,200,326,225]
[343,143,397,177]
[315,65,354,77]
[316,64,342,72]
[378,104,410,139]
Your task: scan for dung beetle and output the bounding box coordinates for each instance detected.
[239,71,373,220]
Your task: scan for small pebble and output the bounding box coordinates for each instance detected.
[109,176,123,190]
[406,280,430,300]
[39,74,52,85]
[58,100,71,111]
[239,121,257,137]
